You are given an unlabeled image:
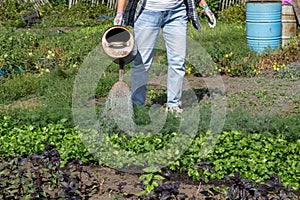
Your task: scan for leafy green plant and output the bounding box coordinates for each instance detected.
[276,61,300,80]
[0,74,40,103]
[197,0,220,18]
[218,4,246,24]
[257,34,300,75]
[0,116,96,166]
[138,166,165,195]
[48,0,66,6]
[37,3,113,28]
[189,161,216,183]
[170,130,300,190]
[0,0,34,27]
[1,114,300,191]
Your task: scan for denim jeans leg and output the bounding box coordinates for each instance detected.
[162,4,187,108]
[131,9,162,106]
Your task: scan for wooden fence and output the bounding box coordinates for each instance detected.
[67,0,242,10]
[292,0,300,24]
[220,0,245,10]
[68,0,116,9]
[2,0,297,19]
[22,0,51,8]
[0,0,244,10]
[0,0,116,9]
[67,0,245,10]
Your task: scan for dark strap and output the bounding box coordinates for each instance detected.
[122,0,139,27]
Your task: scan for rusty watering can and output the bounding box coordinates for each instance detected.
[101,26,136,97]
[101,25,136,65]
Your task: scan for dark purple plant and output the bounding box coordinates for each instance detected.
[147,182,181,200]
[225,172,254,200]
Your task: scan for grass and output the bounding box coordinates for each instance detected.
[0,18,299,135]
[0,2,299,140]
[224,77,300,116]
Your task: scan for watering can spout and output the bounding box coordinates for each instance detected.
[101,26,137,65]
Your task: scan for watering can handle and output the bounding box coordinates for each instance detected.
[107,41,130,48]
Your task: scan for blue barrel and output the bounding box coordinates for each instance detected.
[246,2,282,54]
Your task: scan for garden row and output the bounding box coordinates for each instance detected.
[1,115,300,190]
[0,117,300,189]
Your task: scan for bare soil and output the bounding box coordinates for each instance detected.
[186,75,300,116]
[68,164,299,200]
[67,165,228,199]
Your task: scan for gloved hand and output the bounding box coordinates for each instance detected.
[202,5,216,28]
[113,11,123,25]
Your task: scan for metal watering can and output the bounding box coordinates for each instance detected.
[101,26,136,97]
[101,26,136,65]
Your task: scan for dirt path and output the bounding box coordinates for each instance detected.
[72,164,299,199]
[65,165,228,199]
[186,75,300,117]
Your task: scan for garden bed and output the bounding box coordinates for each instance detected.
[1,74,300,199]
[1,151,299,199]
[1,2,300,198]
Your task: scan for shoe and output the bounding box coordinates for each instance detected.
[166,106,183,114]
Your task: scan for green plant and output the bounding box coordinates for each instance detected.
[48,0,66,6]
[138,166,165,195]
[257,34,300,74]
[0,74,40,103]
[276,61,300,80]
[0,0,33,27]
[0,25,113,124]
[0,116,96,166]
[1,113,300,190]
[190,21,262,77]
[218,4,246,24]
[173,130,300,190]
[37,3,113,28]
[197,0,220,18]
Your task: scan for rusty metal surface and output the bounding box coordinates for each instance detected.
[282,4,298,46]
[292,0,300,25]
[101,26,136,64]
[111,81,130,98]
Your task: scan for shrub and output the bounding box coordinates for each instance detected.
[218,3,246,24]
[37,2,114,28]
[49,0,67,6]
[0,0,34,27]
[0,74,40,104]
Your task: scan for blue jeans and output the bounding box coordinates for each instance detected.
[131,2,187,108]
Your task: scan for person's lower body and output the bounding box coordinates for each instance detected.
[131,3,187,111]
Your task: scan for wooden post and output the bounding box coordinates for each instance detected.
[292,0,300,24]
[68,0,73,8]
